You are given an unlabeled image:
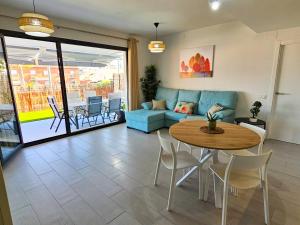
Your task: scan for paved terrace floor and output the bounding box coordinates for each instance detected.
[20,116,118,143]
[3,124,300,225]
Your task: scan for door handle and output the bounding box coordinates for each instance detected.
[275,92,291,95]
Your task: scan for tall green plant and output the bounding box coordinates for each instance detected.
[140,65,160,102]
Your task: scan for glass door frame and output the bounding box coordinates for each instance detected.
[0,29,128,148]
[0,35,24,164]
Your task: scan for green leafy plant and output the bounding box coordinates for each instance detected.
[96,79,112,88]
[140,65,160,102]
[207,112,217,121]
[207,112,217,130]
[250,101,262,118]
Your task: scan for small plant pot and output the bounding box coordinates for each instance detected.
[249,117,258,122]
[117,111,126,122]
[208,121,217,131]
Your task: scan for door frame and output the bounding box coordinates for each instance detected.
[0,35,24,164]
[0,29,128,148]
[267,39,300,138]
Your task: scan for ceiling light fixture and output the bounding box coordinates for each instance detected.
[209,0,221,11]
[148,22,165,53]
[18,0,54,37]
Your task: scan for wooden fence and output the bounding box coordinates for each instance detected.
[15,86,113,113]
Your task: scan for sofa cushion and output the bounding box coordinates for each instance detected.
[155,87,179,110]
[165,111,187,121]
[198,91,237,115]
[152,99,166,110]
[125,109,165,123]
[174,101,194,114]
[178,89,201,113]
[141,102,152,110]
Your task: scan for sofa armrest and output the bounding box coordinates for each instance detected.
[214,109,235,120]
[141,102,152,110]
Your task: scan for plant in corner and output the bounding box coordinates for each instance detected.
[207,112,217,131]
[249,101,262,122]
[140,65,161,102]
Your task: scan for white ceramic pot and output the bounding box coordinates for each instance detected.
[249,117,258,122]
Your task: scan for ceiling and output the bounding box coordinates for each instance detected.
[5,36,124,67]
[1,0,300,37]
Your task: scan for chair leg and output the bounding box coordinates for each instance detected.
[55,118,63,132]
[221,182,230,225]
[167,169,177,211]
[203,169,210,202]
[87,117,92,127]
[199,168,203,200]
[176,141,181,152]
[154,150,162,186]
[50,117,56,129]
[263,179,270,225]
[213,173,222,208]
[81,117,85,127]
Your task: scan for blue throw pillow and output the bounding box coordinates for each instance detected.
[141,102,152,110]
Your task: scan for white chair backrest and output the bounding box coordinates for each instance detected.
[230,151,272,171]
[157,131,176,156]
[240,122,266,154]
[108,92,122,100]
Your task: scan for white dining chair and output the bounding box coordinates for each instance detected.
[208,151,272,225]
[154,130,206,211]
[224,122,266,156]
[222,123,266,195]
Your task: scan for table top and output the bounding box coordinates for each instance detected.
[235,117,266,125]
[169,120,260,150]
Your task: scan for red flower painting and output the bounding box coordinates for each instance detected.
[179,46,214,78]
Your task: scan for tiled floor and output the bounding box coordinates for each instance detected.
[3,124,300,225]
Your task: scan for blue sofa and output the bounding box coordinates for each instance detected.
[125,87,238,133]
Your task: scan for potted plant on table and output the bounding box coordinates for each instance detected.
[207,112,217,131]
[249,101,262,122]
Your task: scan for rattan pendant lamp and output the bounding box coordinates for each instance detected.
[18,0,54,37]
[148,22,165,53]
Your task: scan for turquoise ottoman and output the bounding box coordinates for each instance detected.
[125,109,166,133]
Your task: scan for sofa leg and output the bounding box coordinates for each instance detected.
[144,131,150,134]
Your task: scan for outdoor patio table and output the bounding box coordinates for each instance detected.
[169,120,260,191]
[68,100,109,129]
[68,101,86,129]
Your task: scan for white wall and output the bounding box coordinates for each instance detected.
[154,22,300,121]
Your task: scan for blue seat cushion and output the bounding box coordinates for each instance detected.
[178,89,201,114]
[125,109,165,123]
[165,111,187,121]
[155,87,179,110]
[198,91,237,115]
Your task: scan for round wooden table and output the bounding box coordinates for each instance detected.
[170,120,261,188]
[169,120,260,150]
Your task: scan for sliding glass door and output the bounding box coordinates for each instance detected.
[4,37,66,143]
[0,36,22,163]
[0,30,128,150]
[61,43,127,132]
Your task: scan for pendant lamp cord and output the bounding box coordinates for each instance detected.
[154,22,159,41]
[33,0,36,13]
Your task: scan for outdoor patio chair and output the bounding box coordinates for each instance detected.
[0,111,15,134]
[104,98,121,122]
[81,96,104,127]
[47,96,76,132]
